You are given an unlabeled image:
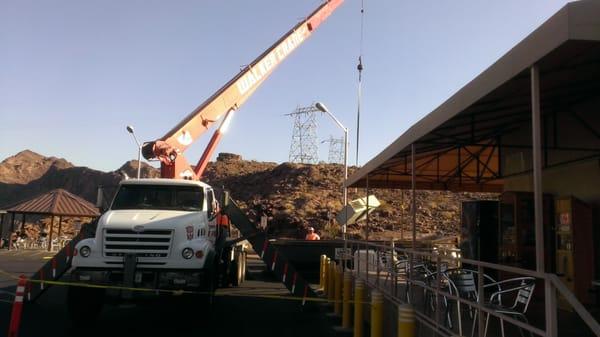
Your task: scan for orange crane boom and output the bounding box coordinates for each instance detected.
[142,0,344,180]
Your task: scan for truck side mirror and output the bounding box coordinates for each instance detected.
[96,186,104,209]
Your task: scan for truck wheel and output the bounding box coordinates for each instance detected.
[202,251,216,290]
[230,260,241,287]
[240,252,247,284]
[67,286,105,327]
[237,252,243,285]
[201,251,217,306]
[231,249,245,286]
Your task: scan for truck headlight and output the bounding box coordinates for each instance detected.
[80,246,91,258]
[182,248,194,259]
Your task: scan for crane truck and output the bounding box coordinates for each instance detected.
[67,0,344,322]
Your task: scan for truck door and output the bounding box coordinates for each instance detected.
[206,188,217,244]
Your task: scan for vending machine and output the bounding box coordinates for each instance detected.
[555,196,595,306]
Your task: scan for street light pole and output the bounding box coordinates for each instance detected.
[315,102,349,242]
[126,125,142,179]
[342,126,348,239]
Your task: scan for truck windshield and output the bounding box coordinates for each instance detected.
[111,185,204,211]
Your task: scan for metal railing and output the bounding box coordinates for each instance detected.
[344,239,600,337]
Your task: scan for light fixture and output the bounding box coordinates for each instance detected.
[315,101,329,113]
[80,246,91,257]
[182,248,194,259]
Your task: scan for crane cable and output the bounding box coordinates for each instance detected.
[355,0,365,167]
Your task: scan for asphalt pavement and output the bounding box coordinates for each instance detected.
[0,249,335,337]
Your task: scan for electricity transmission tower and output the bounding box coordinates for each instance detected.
[322,135,344,164]
[286,105,319,164]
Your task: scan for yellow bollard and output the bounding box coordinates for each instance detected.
[397,304,415,337]
[324,257,331,296]
[354,279,364,337]
[342,271,352,328]
[319,254,326,289]
[334,264,343,315]
[328,260,336,301]
[371,290,384,337]
[318,255,322,289]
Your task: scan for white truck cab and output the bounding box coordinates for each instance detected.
[69,179,221,321]
[73,179,217,273]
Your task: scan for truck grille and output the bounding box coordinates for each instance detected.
[104,229,173,258]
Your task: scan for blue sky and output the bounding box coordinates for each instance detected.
[0,0,572,172]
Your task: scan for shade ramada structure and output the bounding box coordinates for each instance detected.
[344,0,600,286]
[3,189,100,251]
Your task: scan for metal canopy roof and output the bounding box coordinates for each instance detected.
[7,189,100,217]
[347,0,600,191]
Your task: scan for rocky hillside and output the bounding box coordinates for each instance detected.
[0,151,158,207]
[0,150,498,240]
[202,154,498,239]
[0,150,73,185]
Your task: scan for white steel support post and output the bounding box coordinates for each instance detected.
[410,144,417,298]
[435,254,442,328]
[532,64,556,337]
[314,102,349,250]
[126,125,142,179]
[532,65,556,336]
[365,174,370,285]
[531,64,545,273]
[343,127,348,249]
[477,265,484,337]
[411,144,416,251]
[366,174,370,241]
[136,146,141,179]
[545,278,558,337]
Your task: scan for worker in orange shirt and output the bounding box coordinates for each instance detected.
[305,227,320,241]
[216,212,230,249]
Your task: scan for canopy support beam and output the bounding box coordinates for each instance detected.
[411,143,416,251]
[365,174,370,241]
[48,216,55,252]
[531,64,545,273]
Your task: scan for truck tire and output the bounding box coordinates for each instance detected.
[240,251,247,284]
[227,248,243,287]
[218,247,232,288]
[67,286,105,327]
[197,251,217,311]
[203,251,217,293]
[237,252,243,285]
[230,259,241,287]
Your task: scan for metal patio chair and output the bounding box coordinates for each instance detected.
[480,277,536,337]
[445,268,500,337]
[447,268,479,323]
[423,269,457,331]
[404,261,433,305]
[381,250,408,285]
